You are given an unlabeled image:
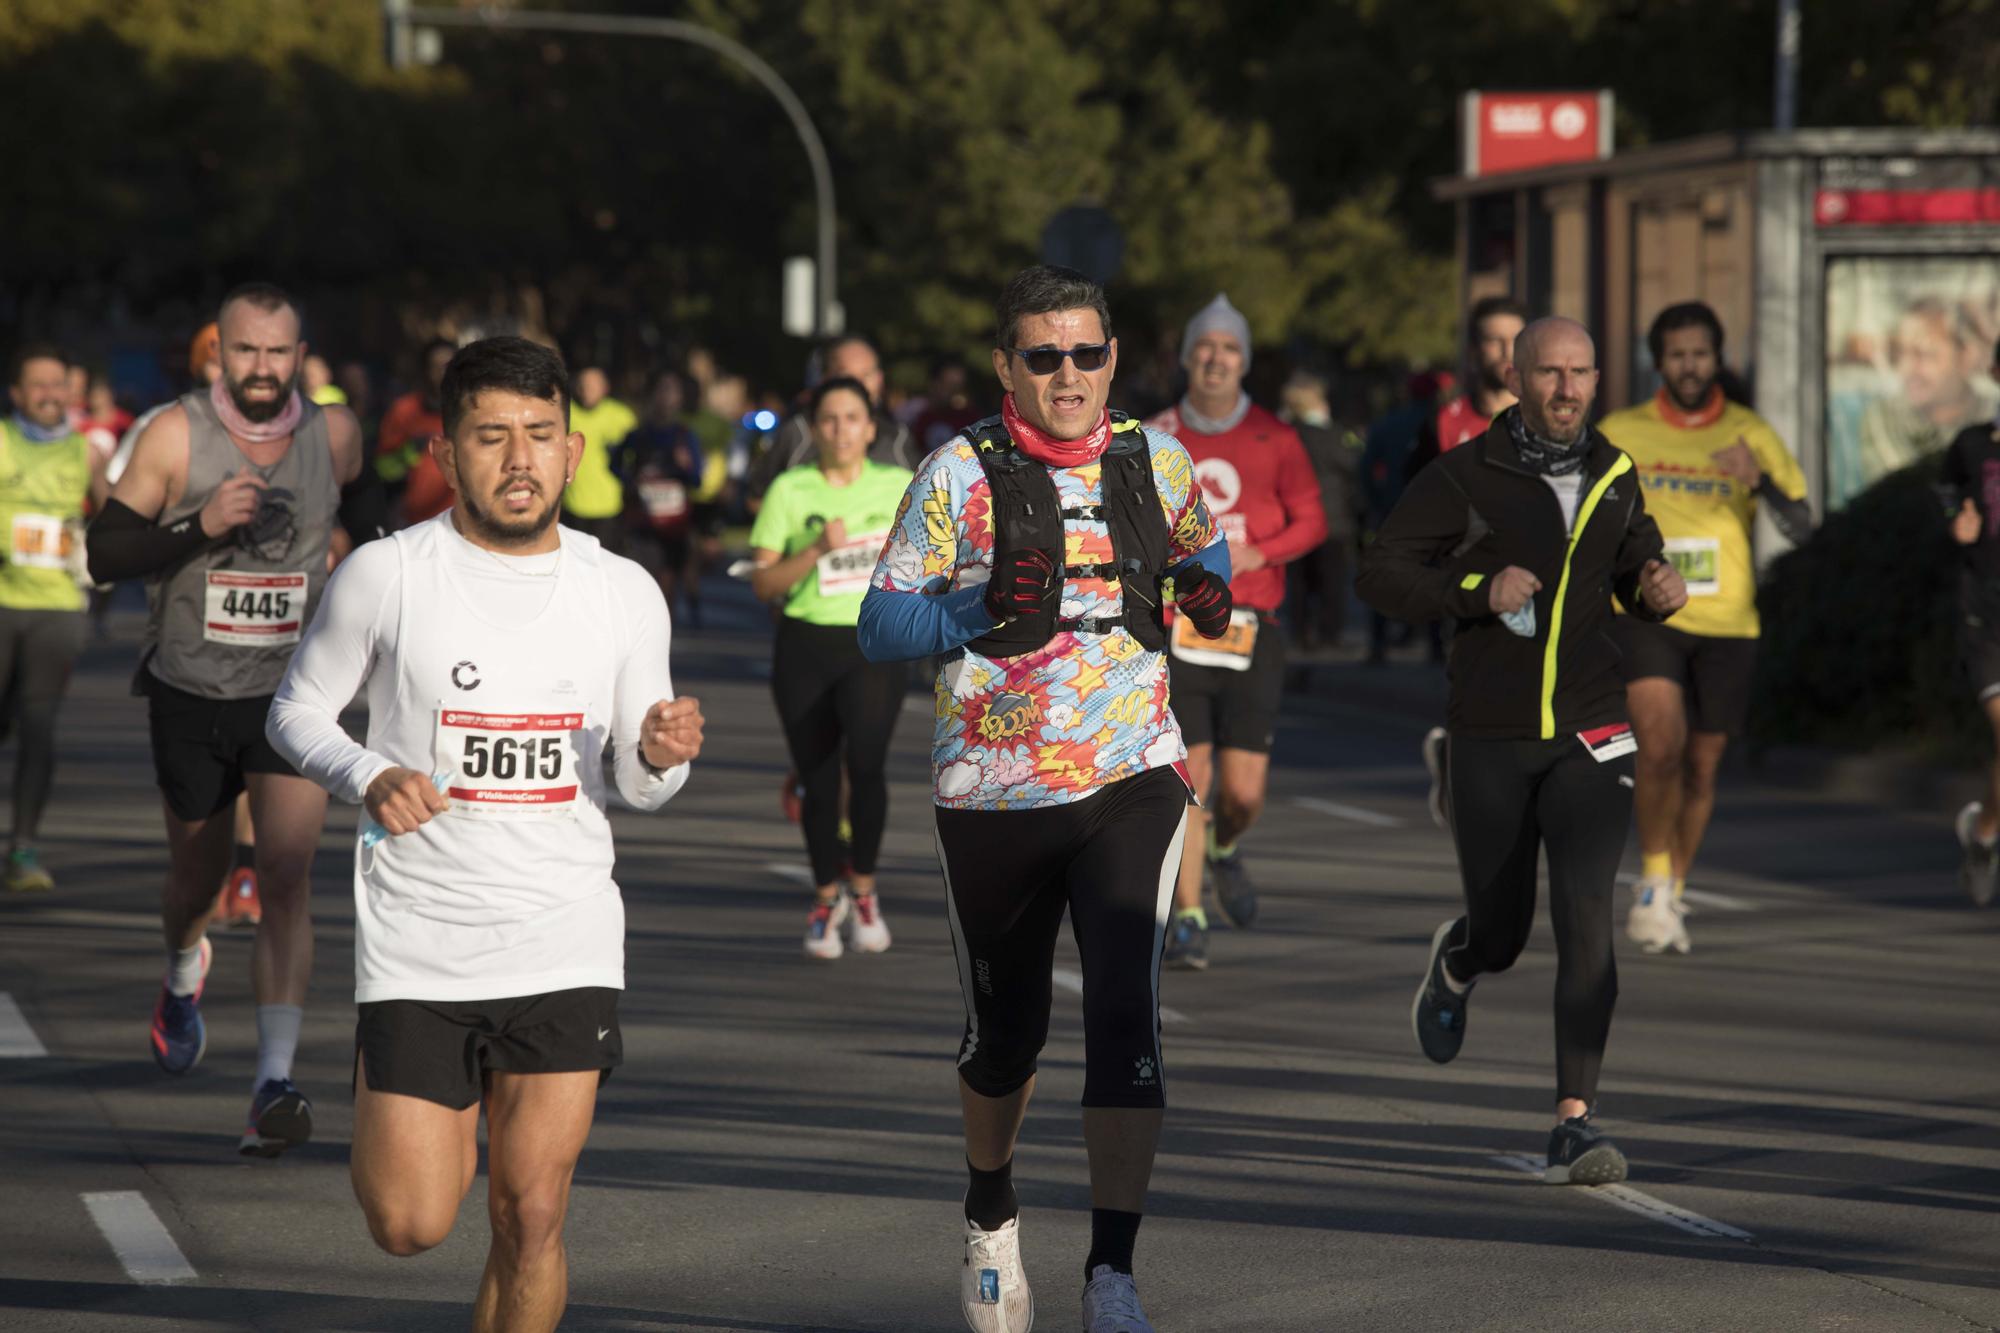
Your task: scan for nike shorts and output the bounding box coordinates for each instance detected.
[354,987,622,1110]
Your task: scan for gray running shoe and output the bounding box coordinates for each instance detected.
[1956,802,1997,907]
[1208,852,1259,929]
[1163,911,1209,971]
[1411,917,1472,1063]
[1545,1114,1628,1185]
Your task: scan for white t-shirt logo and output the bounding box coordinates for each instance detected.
[1194,457,1242,515]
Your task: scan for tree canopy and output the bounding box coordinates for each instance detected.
[2,0,1992,390]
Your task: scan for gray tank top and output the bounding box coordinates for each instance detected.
[146,390,336,700]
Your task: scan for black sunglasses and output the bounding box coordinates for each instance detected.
[1008,343,1111,376]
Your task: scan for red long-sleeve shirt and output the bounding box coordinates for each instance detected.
[1147,402,1326,612]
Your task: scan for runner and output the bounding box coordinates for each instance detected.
[860,265,1230,1332]
[1,345,108,892]
[618,370,705,619]
[86,283,363,1154]
[266,335,701,1332]
[563,365,636,550]
[749,375,911,958]
[1413,296,1529,830]
[1358,316,1687,1184]
[1146,294,1324,969]
[745,335,918,510]
[1944,334,2000,907]
[1599,303,1812,953]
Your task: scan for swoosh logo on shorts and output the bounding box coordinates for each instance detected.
[597,1027,610,1041]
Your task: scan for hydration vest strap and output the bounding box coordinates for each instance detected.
[1064,561,1119,580]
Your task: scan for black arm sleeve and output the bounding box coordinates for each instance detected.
[1355,460,1504,623]
[86,499,214,584]
[1753,476,1815,546]
[1610,489,1671,622]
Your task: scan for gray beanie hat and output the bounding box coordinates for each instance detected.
[1180,293,1252,371]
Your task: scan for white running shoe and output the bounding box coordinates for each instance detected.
[1625,878,1689,955]
[1421,726,1449,829]
[1081,1265,1152,1332]
[848,891,892,953]
[961,1216,1033,1332]
[804,894,850,960]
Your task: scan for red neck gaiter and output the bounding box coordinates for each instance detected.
[1655,384,1726,430]
[1002,393,1111,468]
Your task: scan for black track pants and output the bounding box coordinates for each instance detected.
[0,608,84,846]
[935,765,1189,1109]
[771,617,906,886]
[1444,735,1633,1105]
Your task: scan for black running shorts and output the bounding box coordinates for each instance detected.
[1611,616,1756,738]
[1167,614,1286,754]
[355,987,623,1111]
[143,674,300,821]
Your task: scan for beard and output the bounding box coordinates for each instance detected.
[1534,402,1587,445]
[457,478,560,549]
[225,369,299,423]
[1667,370,1716,412]
[1478,361,1510,395]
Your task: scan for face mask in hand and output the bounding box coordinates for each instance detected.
[1500,602,1536,638]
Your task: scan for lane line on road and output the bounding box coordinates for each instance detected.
[1054,967,1191,1025]
[1490,1154,1754,1241]
[768,862,816,887]
[81,1192,197,1284]
[0,992,48,1057]
[1293,796,1404,828]
[1613,873,1756,911]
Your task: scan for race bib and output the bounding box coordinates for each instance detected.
[433,707,585,820]
[10,514,71,571]
[1663,536,1720,597]
[1169,608,1259,671]
[203,571,306,646]
[815,530,889,598]
[1579,723,1637,762]
[638,477,689,525]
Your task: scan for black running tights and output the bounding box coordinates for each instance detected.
[1444,734,1632,1106]
[771,616,906,886]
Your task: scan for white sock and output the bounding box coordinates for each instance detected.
[254,1004,304,1090]
[165,943,206,997]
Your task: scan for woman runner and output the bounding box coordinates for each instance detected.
[749,377,914,958]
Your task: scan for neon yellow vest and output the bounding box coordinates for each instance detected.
[0,420,91,612]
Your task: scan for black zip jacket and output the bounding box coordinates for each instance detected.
[1357,419,1670,740]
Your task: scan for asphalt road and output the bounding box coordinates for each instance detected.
[1,581,1995,1332]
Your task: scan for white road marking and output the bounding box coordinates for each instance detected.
[1491,1154,1754,1240]
[1614,873,1755,911]
[0,993,47,1057]
[1054,966,1190,1025]
[81,1192,197,1284]
[768,862,816,886]
[1292,796,1404,828]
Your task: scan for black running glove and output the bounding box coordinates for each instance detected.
[985,548,1055,623]
[1174,565,1234,638]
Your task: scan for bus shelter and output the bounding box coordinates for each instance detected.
[1432,127,2000,515]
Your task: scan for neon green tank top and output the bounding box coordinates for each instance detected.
[748,460,913,625]
[0,420,91,612]
[565,398,639,520]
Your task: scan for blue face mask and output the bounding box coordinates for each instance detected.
[1501,602,1536,638]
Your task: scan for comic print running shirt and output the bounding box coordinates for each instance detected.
[870,428,1217,811]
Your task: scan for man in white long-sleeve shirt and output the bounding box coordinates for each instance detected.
[267,336,703,1333]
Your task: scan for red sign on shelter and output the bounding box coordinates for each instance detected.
[1461,91,1613,178]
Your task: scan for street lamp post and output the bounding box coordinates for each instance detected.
[383,0,838,339]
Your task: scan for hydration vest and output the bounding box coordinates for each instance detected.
[961,412,1171,659]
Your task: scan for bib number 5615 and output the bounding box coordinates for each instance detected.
[461,734,564,781]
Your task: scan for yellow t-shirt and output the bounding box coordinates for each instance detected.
[1598,391,1807,638]
[566,397,639,520]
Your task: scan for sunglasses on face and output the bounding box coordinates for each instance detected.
[1008,343,1111,376]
